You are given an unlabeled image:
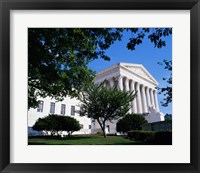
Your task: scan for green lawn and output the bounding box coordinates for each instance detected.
[28,135,144,145]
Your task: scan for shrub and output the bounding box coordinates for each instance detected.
[134,131,155,143]
[127,130,141,139]
[154,131,172,145]
[116,114,148,133]
[32,114,81,137]
[128,130,155,143]
[128,130,172,145]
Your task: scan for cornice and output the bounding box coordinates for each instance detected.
[95,64,120,79]
[94,62,158,86]
[120,65,158,86]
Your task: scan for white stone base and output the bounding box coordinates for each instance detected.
[145,106,165,123]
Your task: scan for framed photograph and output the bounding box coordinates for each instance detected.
[0,0,199,172]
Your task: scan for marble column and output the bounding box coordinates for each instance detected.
[109,78,114,88]
[125,77,129,91]
[103,80,107,87]
[146,87,151,112]
[125,78,132,113]
[153,90,159,111]
[150,88,155,109]
[118,76,123,90]
[141,85,148,113]
[136,83,142,114]
[130,80,137,113]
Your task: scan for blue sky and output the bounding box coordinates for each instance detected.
[88,30,172,115]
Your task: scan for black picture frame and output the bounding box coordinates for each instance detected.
[0,0,199,172]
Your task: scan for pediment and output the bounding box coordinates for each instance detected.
[122,64,158,84]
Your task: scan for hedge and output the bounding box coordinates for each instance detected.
[128,130,155,143]
[128,130,172,144]
[127,130,142,139]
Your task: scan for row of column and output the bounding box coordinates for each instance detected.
[104,76,159,114]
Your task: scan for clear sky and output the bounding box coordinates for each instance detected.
[88,30,172,115]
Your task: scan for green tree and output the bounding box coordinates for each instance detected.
[158,59,172,107]
[77,83,137,138]
[32,114,81,137]
[32,117,50,135]
[116,114,147,133]
[60,116,82,137]
[28,28,171,109]
[28,28,122,108]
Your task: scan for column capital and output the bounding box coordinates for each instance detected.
[136,82,143,89]
[141,84,147,88]
[106,77,113,82]
[116,75,124,80]
[153,89,157,93]
[117,75,123,90]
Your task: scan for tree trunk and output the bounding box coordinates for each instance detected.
[68,132,71,138]
[97,119,107,138]
[102,122,107,138]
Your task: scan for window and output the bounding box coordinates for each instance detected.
[50,102,55,114]
[80,124,84,129]
[89,125,91,129]
[92,119,95,126]
[61,104,66,115]
[37,100,44,112]
[71,105,75,115]
[106,125,110,133]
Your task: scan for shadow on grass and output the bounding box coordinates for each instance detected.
[28,142,145,145]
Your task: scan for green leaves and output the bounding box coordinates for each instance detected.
[28,28,123,108]
[157,59,172,107]
[116,114,148,133]
[77,83,137,137]
[32,114,81,136]
[127,28,172,50]
[28,28,172,109]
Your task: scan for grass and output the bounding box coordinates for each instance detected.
[28,134,145,145]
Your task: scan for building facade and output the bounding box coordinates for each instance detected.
[92,62,164,134]
[28,96,91,136]
[28,62,164,136]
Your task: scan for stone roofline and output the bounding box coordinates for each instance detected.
[95,62,158,86]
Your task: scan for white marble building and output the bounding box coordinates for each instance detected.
[28,96,92,136]
[28,62,164,136]
[92,62,165,134]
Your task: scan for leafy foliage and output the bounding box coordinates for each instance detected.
[32,114,81,136]
[77,83,137,137]
[164,114,172,122]
[126,28,172,50]
[127,130,172,144]
[127,130,155,143]
[158,59,172,107]
[28,28,122,108]
[116,114,147,133]
[28,28,172,109]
